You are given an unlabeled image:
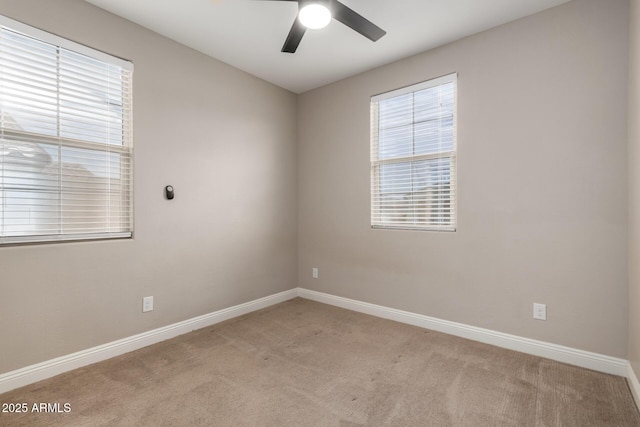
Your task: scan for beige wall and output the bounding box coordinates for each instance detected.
[1,0,634,376]
[629,0,640,374]
[298,0,629,357]
[0,0,298,374]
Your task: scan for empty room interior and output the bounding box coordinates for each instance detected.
[2,0,640,425]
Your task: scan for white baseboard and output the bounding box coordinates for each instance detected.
[0,289,297,395]
[0,286,632,396]
[628,364,640,409]
[297,288,629,377]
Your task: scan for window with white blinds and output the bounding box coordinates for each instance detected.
[0,16,133,245]
[370,73,457,231]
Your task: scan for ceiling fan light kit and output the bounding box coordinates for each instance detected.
[298,1,331,29]
[258,0,386,53]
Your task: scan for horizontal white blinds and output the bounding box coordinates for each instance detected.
[371,73,456,231]
[0,16,133,244]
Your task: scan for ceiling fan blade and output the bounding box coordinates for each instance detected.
[282,18,307,53]
[332,0,386,42]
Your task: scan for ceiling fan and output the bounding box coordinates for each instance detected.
[257,0,387,53]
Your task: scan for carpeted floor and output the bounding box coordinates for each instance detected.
[1,297,638,426]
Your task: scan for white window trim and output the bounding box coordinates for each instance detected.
[0,15,132,71]
[0,15,134,245]
[370,72,457,232]
[371,73,456,103]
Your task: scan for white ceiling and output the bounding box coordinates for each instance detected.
[84,0,571,94]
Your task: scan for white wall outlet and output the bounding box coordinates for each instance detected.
[533,303,546,320]
[312,267,319,279]
[143,296,154,313]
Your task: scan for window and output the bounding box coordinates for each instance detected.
[370,73,456,231]
[0,16,133,245]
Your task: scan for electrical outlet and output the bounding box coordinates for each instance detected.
[143,296,154,313]
[533,303,546,320]
[312,267,318,279]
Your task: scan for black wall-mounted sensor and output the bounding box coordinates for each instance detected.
[165,185,174,200]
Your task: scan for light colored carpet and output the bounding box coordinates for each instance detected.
[0,297,638,426]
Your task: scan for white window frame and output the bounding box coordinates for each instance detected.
[0,15,134,245]
[370,73,457,231]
